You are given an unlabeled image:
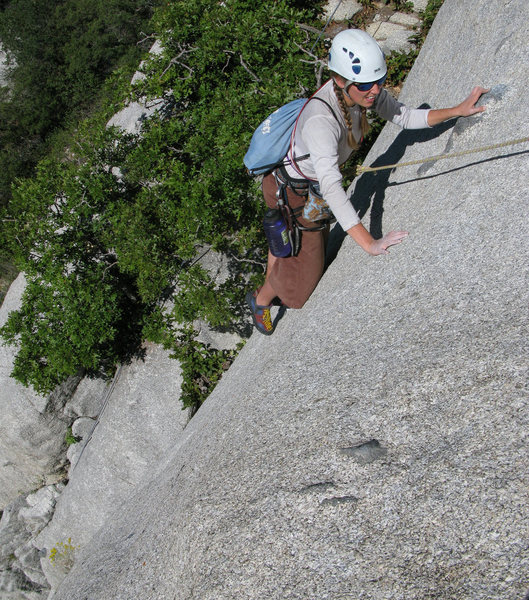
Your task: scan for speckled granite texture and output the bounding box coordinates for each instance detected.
[53,1,529,598]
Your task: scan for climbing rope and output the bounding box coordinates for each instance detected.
[355,136,529,176]
[71,364,123,473]
[310,0,343,53]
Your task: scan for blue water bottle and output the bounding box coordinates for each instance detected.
[263,209,292,257]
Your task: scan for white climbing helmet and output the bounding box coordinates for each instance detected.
[328,29,387,83]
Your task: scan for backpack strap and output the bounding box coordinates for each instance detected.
[286,95,340,181]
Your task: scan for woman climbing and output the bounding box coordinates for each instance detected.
[246,28,488,335]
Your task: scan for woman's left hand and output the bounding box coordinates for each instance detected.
[370,230,409,255]
[455,86,490,117]
[427,86,490,126]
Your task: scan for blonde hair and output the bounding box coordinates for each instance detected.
[332,78,370,150]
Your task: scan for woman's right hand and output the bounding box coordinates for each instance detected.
[347,222,408,255]
[369,230,409,255]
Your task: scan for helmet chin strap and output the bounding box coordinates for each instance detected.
[343,80,355,100]
[334,76,354,100]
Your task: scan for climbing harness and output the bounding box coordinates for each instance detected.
[272,169,331,258]
[354,136,529,176]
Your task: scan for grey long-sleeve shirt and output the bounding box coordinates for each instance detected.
[284,79,430,231]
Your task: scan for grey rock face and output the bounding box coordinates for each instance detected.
[18,487,62,538]
[0,272,101,510]
[106,41,164,136]
[36,342,188,595]
[0,275,71,509]
[367,13,420,54]
[322,0,362,22]
[51,1,529,598]
[0,43,10,87]
[325,2,424,56]
[410,0,429,10]
[0,489,62,598]
[41,0,529,600]
[172,245,247,348]
[61,378,108,421]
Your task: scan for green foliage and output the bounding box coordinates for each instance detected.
[385,49,419,87]
[409,0,445,45]
[143,312,242,410]
[1,0,327,394]
[373,0,444,90]
[65,427,81,446]
[349,4,376,28]
[1,136,147,393]
[60,0,155,106]
[169,325,242,411]
[171,265,234,327]
[385,0,414,12]
[0,0,160,207]
[0,0,441,401]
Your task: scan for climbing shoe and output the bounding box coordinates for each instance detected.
[245,290,275,336]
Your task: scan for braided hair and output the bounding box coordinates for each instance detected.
[332,78,370,150]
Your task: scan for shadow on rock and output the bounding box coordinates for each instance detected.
[326,104,456,267]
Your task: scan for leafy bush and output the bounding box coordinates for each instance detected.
[1,0,445,404]
[65,427,81,446]
[0,0,160,207]
[385,0,414,12]
[1,140,147,392]
[1,0,327,394]
[409,0,445,45]
[385,49,419,87]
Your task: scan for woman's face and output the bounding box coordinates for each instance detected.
[334,75,383,108]
[344,82,383,108]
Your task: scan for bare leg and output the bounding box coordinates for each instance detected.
[256,251,278,306]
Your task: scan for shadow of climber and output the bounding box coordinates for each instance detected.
[325,104,457,268]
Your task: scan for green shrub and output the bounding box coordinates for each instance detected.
[0,0,160,207]
[385,49,419,87]
[65,427,81,446]
[1,0,444,402]
[386,0,414,12]
[0,0,327,394]
[409,0,445,45]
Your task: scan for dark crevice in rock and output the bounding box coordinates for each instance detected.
[339,439,388,464]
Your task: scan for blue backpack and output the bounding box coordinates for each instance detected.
[243,96,337,177]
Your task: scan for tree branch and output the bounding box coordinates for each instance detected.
[239,55,262,83]
[228,253,266,271]
[294,41,323,61]
[222,50,234,73]
[102,261,118,280]
[137,34,157,46]
[160,44,196,78]
[279,18,321,34]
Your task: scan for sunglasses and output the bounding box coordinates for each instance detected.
[350,74,387,92]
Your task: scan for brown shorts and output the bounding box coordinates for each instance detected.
[262,172,328,309]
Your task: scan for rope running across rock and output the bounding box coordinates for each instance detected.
[355,136,529,176]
